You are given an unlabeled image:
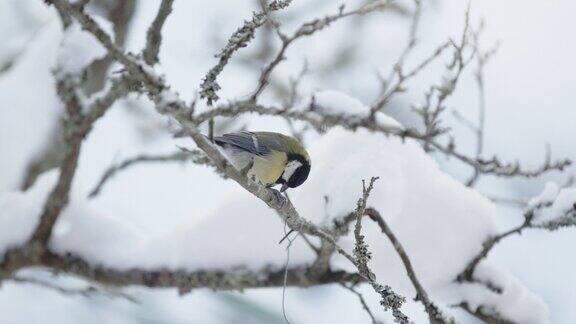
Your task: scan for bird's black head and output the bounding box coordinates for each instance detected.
[277,154,311,190]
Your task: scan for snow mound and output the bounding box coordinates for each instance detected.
[0,89,551,323]
[0,171,58,253]
[0,20,62,190]
[443,264,550,324]
[202,91,549,322]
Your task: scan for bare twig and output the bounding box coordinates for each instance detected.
[196,99,571,180]
[281,222,298,324]
[84,0,136,94]
[364,208,450,324]
[457,211,535,282]
[352,178,409,324]
[353,177,379,279]
[28,78,86,247]
[284,59,309,109]
[432,140,572,179]
[371,0,437,113]
[88,149,214,198]
[414,4,474,151]
[83,75,136,126]
[250,1,391,102]
[28,71,134,247]
[199,0,293,105]
[457,200,576,282]
[340,283,382,324]
[9,275,138,303]
[460,22,501,187]
[196,100,430,140]
[19,1,137,191]
[142,0,174,65]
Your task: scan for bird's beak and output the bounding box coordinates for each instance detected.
[280,183,289,193]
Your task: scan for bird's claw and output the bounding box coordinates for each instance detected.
[268,188,287,207]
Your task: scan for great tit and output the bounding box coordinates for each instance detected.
[213,131,311,192]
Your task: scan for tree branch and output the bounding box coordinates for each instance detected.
[88,149,215,198]
[8,275,138,303]
[28,77,85,247]
[340,283,383,324]
[249,1,391,102]
[352,178,409,324]
[1,247,363,293]
[458,200,576,282]
[142,0,174,65]
[199,0,292,105]
[364,208,450,324]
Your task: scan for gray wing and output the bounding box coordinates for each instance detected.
[214,131,270,156]
[251,132,289,153]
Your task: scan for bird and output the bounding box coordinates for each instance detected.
[212,131,311,197]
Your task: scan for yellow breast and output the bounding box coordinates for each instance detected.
[249,151,287,186]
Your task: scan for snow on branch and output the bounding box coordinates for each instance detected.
[10,2,409,319]
[458,184,576,283]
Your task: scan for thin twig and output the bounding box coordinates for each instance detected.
[340,283,382,324]
[364,208,450,324]
[9,275,138,303]
[457,201,554,281]
[281,220,299,324]
[431,140,571,178]
[250,1,391,102]
[88,149,213,198]
[352,178,409,324]
[28,78,88,246]
[199,0,293,105]
[461,22,500,187]
[142,0,174,65]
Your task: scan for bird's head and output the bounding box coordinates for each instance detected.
[278,152,311,192]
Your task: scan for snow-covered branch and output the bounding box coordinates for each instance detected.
[459,184,576,283]
[32,4,410,320]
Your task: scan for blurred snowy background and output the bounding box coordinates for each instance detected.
[0,0,575,323]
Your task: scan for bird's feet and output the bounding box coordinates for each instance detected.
[267,188,287,207]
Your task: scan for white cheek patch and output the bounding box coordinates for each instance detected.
[282,160,303,182]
